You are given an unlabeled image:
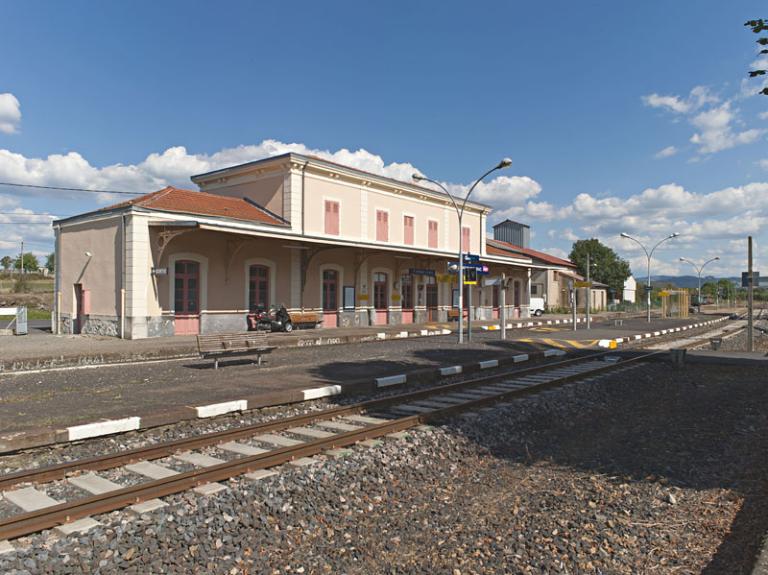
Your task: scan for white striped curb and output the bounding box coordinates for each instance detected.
[544,349,567,357]
[195,400,248,418]
[302,385,342,401]
[598,317,728,348]
[479,359,499,369]
[376,374,407,387]
[513,354,530,362]
[440,365,463,376]
[67,417,141,441]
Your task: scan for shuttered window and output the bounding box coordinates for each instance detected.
[376,210,389,242]
[461,226,471,252]
[324,200,339,235]
[403,215,414,245]
[428,220,438,249]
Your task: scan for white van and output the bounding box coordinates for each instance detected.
[529,297,545,316]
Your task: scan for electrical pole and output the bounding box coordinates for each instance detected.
[19,240,24,276]
[500,272,506,341]
[748,236,754,352]
[586,253,591,330]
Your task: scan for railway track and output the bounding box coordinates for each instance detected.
[0,348,659,543]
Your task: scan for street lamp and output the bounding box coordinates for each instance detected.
[620,232,680,322]
[413,158,512,343]
[679,256,720,313]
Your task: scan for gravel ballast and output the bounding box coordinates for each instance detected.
[1,360,766,574]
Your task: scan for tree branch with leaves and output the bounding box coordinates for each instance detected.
[745,19,768,95]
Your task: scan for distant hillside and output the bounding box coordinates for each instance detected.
[649,275,763,288]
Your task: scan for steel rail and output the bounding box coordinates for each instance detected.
[0,349,624,490]
[0,349,661,541]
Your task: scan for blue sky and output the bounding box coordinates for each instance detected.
[1,0,767,277]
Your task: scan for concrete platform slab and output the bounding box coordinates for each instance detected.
[358,439,382,447]
[315,421,363,432]
[4,486,60,511]
[288,457,320,467]
[125,461,177,480]
[218,441,268,456]
[54,517,100,536]
[193,483,228,496]
[286,426,335,439]
[68,473,121,495]
[343,415,390,425]
[174,452,226,468]
[244,469,277,481]
[128,499,167,515]
[253,434,303,447]
[325,448,353,458]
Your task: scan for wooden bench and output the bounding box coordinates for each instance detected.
[196,332,276,369]
[289,312,323,328]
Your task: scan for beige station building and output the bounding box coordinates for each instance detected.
[52,153,577,339]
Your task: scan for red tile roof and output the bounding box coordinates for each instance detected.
[487,239,575,268]
[103,186,287,226]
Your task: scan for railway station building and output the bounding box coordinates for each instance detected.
[52,153,574,338]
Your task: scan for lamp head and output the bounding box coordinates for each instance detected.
[670,232,680,238]
[497,158,512,169]
[714,256,720,260]
[85,251,93,258]
[412,173,424,182]
[620,232,630,238]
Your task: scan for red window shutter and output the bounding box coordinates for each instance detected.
[325,201,339,235]
[376,210,388,242]
[404,216,414,245]
[428,221,438,249]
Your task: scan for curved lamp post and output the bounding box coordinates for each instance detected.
[679,256,720,313]
[620,232,680,322]
[413,158,512,343]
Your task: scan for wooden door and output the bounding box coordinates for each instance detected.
[373,272,388,325]
[322,269,339,328]
[426,279,438,321]
[174,260,200,335]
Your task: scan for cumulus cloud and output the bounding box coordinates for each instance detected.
[643,84,765,156]
[0,93,21,134]
[654,145,678,159]
[689,102,764,154]
[642,86,718,115]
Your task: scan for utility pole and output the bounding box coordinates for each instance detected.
[500,272,507,341]
[748,236,754,352]
[586,253,591,330]
[19,240,24,276]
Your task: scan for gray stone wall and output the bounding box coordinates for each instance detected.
[387,310,402,325]
[81,315,119,337]
[148,316,175,338]
[201,313,247,334]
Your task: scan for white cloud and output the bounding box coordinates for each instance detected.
[760,111,768,120]
[0,93,21,134]
[642,86,718,115]
[654,145,678,159]
[689,102,764,154]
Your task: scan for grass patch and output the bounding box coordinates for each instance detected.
[0,309,51,320]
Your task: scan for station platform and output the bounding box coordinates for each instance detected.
[0,313,614,373]
[0,313,730,452]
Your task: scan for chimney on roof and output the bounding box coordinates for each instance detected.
[492,219,530,248]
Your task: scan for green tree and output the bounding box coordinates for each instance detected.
[0,255,12,271]
[45,252,55,274]
[14,253,39,273]
[745,19,768,96]
[568,238,632,297]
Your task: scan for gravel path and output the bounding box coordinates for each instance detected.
[2,361,766,574]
